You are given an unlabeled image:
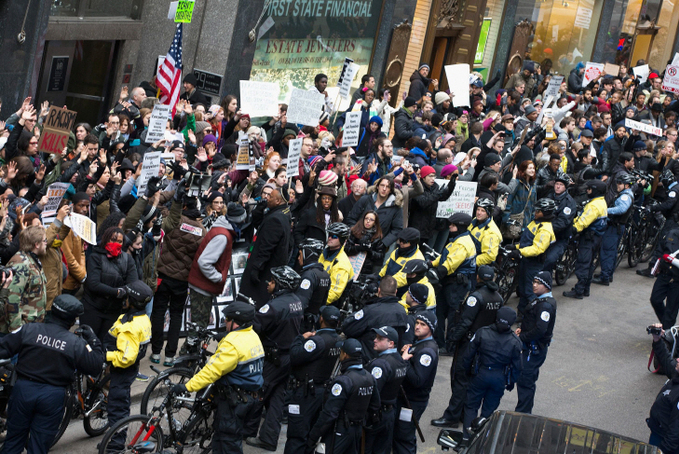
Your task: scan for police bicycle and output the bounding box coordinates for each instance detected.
[98,377,216,454]
[492,220,521,302]
[628,200,665,266]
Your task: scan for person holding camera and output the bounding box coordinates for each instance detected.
[648,322,679,453]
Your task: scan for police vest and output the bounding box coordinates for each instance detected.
[293,329,341,383]
[298,264,331,315]
[257,291,304,351]
[369,352,408,405]
[342,367,376,422]
[468,286,504,335]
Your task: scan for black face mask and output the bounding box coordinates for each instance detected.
[398,242,416,256]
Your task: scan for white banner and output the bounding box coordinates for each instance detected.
[633,64,650,83]
[287,138,303,178]
[343,111,362,147]
[236,132,250,170]
[338,62,360,100]
[625,118,662,136]
[444,64,470,107]
[137,151,162,194]
[582,62,604,87]
[436,180,478,218]
[41,183,70,218]
[64,213,97,245]
[286,88,325,126]
[544,76,564,98]
[239,80,281,117]
[662,64,679,94]
[146,104,171,143]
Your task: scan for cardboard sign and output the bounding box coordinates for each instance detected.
[338,63,360,100]
[38,106,77,154]
[146,104,171,143]
[174,0,194,22]
[236,132,250,170]
[239,80,281,117]
[64,213,97,245]
[343,111,362,147]
[662,64,679,94]
[604,63,620,77]
[347,252,366,281]
[582,62,604,87]
[137,151,162,194]
[444,64,470,107]
[42,183,70,218]
[544,76,564,98]
[286,88,325,126]
[633,64,650,83]
[286,138,303,178]
[625,118,662,136]
[436,180,478,218]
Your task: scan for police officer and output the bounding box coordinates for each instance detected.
[394,311,439,454]
[380,227,425,291]
[172,301,264,454]
[364,326,409,454]
[403,283,431,346]
[469,198,502,266]
[319,223,355,306]
[246,266,304,451]
[342,276,411,362]
[0,295,103,454]
[594,173,635,285]
[515,271,557,414]
[431,265,503,427]
[543,175,576,274]
[398,259,436,309]
[430,213,476,350]
[306,338,381,454]
[649,227,679,329]
[647,322,679,453]
[512,198,556,315]
[462,306,522,442]
[106,281,153,451]
[563,179,608,299]
[284,305,341,454]
[296,238,331,330]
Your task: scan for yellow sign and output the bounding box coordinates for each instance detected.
[175,1,195,23]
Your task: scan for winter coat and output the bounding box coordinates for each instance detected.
[503,177,536,228]
[408,70,431,101]
[43,220,71,310]
[346,188,404,247]
[408,179,456,240]
[294,204,339,246]
[156,199,206,282]
[344,230,386,274]
[392,108,415,149]
[82,246,138,315]
[567,64,584,93]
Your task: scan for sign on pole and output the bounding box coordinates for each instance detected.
[342,111,362,147]
[444,64,471,107]
[146,104,171,143]
[38,106,78,154]
[240,80,281,117]
[582,62,604,87]
[662,64,679,94]
[625,118,663,136]
[286,88,325,126]
[65,213,97,245]
[174,0,195,22]
[286,138,303,178]
[137,152,162,194]
[41,183,70,218]
[604,63,620,77]
[338,62,360,100]
[436,180,478,218]
[544,76,564,98]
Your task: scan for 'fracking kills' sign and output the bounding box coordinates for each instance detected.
[38,106,77,154]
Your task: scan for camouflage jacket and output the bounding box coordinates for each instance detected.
[0,251,47,333]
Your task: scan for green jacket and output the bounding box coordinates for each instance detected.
[1,251,47,333]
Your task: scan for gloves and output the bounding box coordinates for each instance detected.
[145,176,161,198]
[426,260,434,270]
[435,265,448,281]
[508,249,521,261]
[151,215,163,236]
[171,383,187,395]
[171,160,187,181]
[78,324,98,345]
[116,287,127,299]
[306,439,318,452]
[250,269,261,285]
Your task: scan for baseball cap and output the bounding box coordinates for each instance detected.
[337,338,363,357]
[372,326,399,343]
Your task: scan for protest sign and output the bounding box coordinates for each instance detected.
[240,80,280,117]
[65,213,97,245]
[574,6,592,29]
[436,180,477,218]
[338,62,360,100]
[174,0,195,22]
[236,132,250,170]
[633,64,650,83]
[625,118,662,136]
[137,152,161,194]
[444,64,470,107]
[662,64,679,94]
[286,138,303,178]
[343,111,362,147]
[38,106,77,154]
[347,252,366,281]
[286,88,325,126]
[582,62,604,87]
[544,76,564,98]
[604,63,620,77]
[673,53,679,66]
[41,183,70,218]
[146,104,171,143]
[164,130,184,143]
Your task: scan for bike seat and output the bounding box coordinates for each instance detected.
[132,441,156,453]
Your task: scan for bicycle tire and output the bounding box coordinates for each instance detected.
[83,373,111,437]
[51,386,75,448]
[627,230,640,267]
[179,411,214,454]
[98,414,164,454]
[141,367,196,435]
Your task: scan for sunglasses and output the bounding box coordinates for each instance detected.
[329,234,339,239]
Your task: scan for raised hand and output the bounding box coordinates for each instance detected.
[40,101,50,118]
[184,102,193,115]
[120,86,129,100]
[196,147,208,162]
[35,164,46,182]
[21,104,36,121]
[187,129,197,145]
[5,161,17,181]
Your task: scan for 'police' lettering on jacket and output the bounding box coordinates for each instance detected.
[357,385,374,396]
[35,334,67,351]
[289,301,303,312]
[395,366,408,378]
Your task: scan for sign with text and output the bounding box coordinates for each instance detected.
[286,88,325,126]
[338,62,360,100]
[662,64,679,94]
[286,138,303,178]
[65,213,97,245]
[38,106,78,154]
[582,62,604,87]
[574,6,592,29]
[347,252,366,281]
[240,80,281,117]
[444,64,471,107]
[342,111,362,147]
[48,56,69,92]
[174,0,195,22]
[436,180,478,218]
[337,57,354,87]
[193,69,222,96]
[633,64,650,83]
[146,104,171,143]
[236,132,251,170]
[42,183,70,218]
[138,152,162,194]
[544,76,564,98]
[625,118,662,137]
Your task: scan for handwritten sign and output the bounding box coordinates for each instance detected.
[137,152,161,194]
[582,62,604,87]
[236,132,250,170]
[240,80,280,117]
[338,62,360,100]
[174,0,195,22]
[544,76,564,98]
[625,118,662,137]
[65,213,97,245]
[444,64,470,107]
[662,64,679,94]
[347,252,366,281]
[286,88,325,126]
[343,111,362,147]
[42,183,70,218]
[604,63,620,77]
[633,64,650,83]
[146,104,171,143]
[436,180,478,218]
[38,106,77,154]
[286,138,303,178]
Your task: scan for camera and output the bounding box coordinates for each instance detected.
[647,325,662,335]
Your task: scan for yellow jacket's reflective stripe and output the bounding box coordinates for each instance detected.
[379,248,426,288]
[469,220,502,265]
[432,235,476,275]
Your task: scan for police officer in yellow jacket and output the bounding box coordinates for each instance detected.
[319,223,355,306]
[430,213,476,351]
[469,198,502,266]
[511,198,556,315]
[399,260,437,310]
[563,180,608,299]
[172,301,264,454]
[381,227,425,290]
[105,281,153,452]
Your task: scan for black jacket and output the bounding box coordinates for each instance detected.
[407,70,431,101]
[346,190,403,248]
[547,190,577,240]
[648,339,679,454]
[293,205,335,246]
[344,230,386,273]
[338,194,360,220]
[82,246,138,314]
[408,178,456,240]
[392,108,415,149]
[180,88,211,108]
[253,289,303,352]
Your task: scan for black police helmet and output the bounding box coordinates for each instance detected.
[447,212,473,229]
[475,198,494,217]
[51,294,84,321]
[125,281,154,310]
[299,238,325,260]
[327,222,351,241]
[661,169,676,188]
[534,198,557,216]
[222,301,256,324]
[554,174,571,186]
[585,179,607,196]
[402,259,428,275]
[616,173,635,186]
[270,266,301,290]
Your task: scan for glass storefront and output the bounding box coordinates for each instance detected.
[50,0,142,19]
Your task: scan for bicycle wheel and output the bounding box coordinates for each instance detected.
[51,386,75,448]
[98,414,164,454]
[140,367,195,433]
[180,411,214,454]
[84,374,111,437]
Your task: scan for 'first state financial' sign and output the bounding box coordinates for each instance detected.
[266,0,374,17]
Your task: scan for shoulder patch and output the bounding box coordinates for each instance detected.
[259,304,270,314]
[354,309,364,320]
[331,383,343,396]
[371,367,383,379]
[620,195,631,202]
[300,279,311,290]
[304,340,316,352]
[467,296,477,307]
[540,311,550,322]
[670,191,677,198]
[420,354,432,367]
[563,207,572,215]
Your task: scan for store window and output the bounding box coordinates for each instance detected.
[250,0,384,102]
[50,0,142,19]
[473,0,505,79]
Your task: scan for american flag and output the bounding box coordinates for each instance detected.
[157,23,183,116]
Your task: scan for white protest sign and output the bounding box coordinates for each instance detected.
[239,80,280,117]
[574,6,592,29]
[286,88,325,126]
[236,132,250,170]
[343,111,362,147]
[338,63,360,100]
[41,183,70,218]
[168,1,178,19]
[536,95,553,125]
[164,130,184,143]
[673,53,679,66]
[444,64,470,107]
[147,104,171,143]
[582,62,604,87]
[662,64,679,94]
[436,180,478,218]
[625,118,662,136]
[286,138,303,178]
[64,213,97,245]
[545,76,564,98]
[347,252,366,281]
[633,64,650,83]
[137,151,162,194]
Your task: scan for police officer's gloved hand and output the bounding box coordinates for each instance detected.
[306,438,318,451]
[78,324,99,346]
[172,383,187,394]
[251,268,261,285]
[116,287,127,299]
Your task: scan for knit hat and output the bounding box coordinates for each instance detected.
[524,105,537,116]
[651,102,663,112]
[369,115,383,127]
[317,170,338,186]
[72,192,90,203]
[226,202,247,224]
[416,311,437,333]
[120,158,135,172]
[404,97,418,108]
[183,73,198,86]
[435,92,449,105]
[598,103,611,113]
[523,61,535,73]
[195,121,211,135]
[170,140,185,151]
[408,283,429,306]
[633,140,647,152]
[307,155,323,168]
[453,152,467,166]
[649,72,660,80]
[614,121,627,131]
[141,204,158,223]
[283,128,297,138]
[207,191,225,203]
[211,152,230,169]
[398,227,421,243]
[319,111,330,125]
[420,166,436,178]
[533,270,552,290]
[442,134,456,147]
[202,134,217,147]
[485,153,501,166]
[419,63,430,71]
[441,164,458,178]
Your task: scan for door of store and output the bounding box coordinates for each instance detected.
[36,40,118,126]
